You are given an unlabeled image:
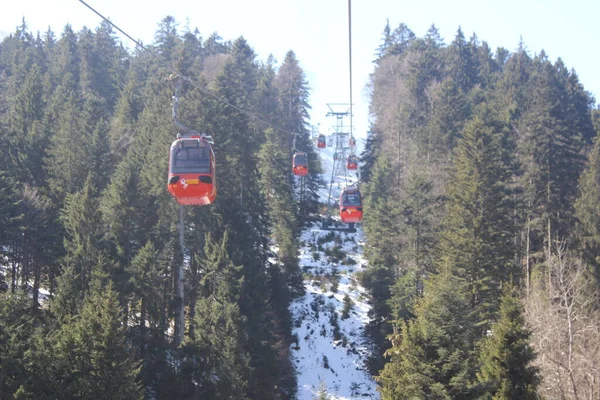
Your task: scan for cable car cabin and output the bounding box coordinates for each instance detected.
[317,134,326,149]
[292,152,308,176]
[347,155,358,170]
[334,152,340,161]
[349,137,356,147]
[167,137,216,206]
[339,188,363,224]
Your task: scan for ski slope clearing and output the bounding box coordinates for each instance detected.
[291,138,379,399]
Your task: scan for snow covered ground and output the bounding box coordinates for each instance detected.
[290,143,379,399]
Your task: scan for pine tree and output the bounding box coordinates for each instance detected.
[15,184,58,309]
[89,21,126,110]
[438,108,516,332]
[0,292,34,396]
[446,27,475,93]
[359,128,379,183]
[519,53,587,266]
[6,64,48,187]
[189,232,251,400]
[275,50,322,218]
[0,171,20,270]
[49,25,80,89]
[127,241,164,347]
[474,290,539,399]
[428,77,471,151]
[52,173,103,319]
[108,71,143,158]
[361,155,400,373]
[50,277,142,399]
[44,74,87,200]
[575,134,600,280]
[259,128,302,296]
[154,16,182,65]
[377,272,473,399]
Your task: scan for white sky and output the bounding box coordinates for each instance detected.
[2,0,599,140]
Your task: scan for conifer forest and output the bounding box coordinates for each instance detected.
[1,15,600,400]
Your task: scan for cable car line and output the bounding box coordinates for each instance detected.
[347,0,353,153]
[77,0,149,52]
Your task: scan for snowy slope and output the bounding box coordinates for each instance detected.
[291,141,379,399]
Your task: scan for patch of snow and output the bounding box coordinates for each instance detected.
[290,146,379,399]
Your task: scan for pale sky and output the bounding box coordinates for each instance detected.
[2,0,599,140]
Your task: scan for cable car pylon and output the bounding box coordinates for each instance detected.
[320,0,361,232]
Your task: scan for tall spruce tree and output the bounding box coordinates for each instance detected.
[49,277,142,399]
[474,290,539,399]
[52,174,103,319]
[275,50,322,218]
[575,135,600,280]
[377,272,473,399]
[189,232,251,400]
[438,108,516,332]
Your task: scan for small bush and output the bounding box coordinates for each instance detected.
[341,294,353,319]
[317,231,336,246]
[341,254,356,266]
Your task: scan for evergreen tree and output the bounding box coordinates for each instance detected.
[446,27,475,93]
[15,184,58,309]
[377,272,473,399]
[377,23,416,60]
[50,277,142,399]
[519,53,587,265]
[127,241,164,349]
[428,77,471,150]
[259,128,302,296]
[89,21,126,110]
[52,174,103,319]
[575,135,600,280]
[438,108,517,332]
[6,64,48,186]
[49,25,80,89]
[154,16,182,65]
[474,290,539,399]
[0,292,34,397]
[0,171,20,271]
[359,128,379,183]
[361,155,400,373]
[44,75,87,200]
[275,50,322,218]
[189,232,251,399]
[108,71,143,158]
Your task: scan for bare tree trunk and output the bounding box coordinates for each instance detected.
[526,216,531,294]
[11,247,17,294]
[140,298,146,349]
[32,261,40,310]
[547,181,552,295]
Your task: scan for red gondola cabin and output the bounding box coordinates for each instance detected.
[349,136,356,147]
[339,188,363,223]
[317,134,326,149]
[167,136,216,206]
[293,152,308,176]
[347,155,358,170]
